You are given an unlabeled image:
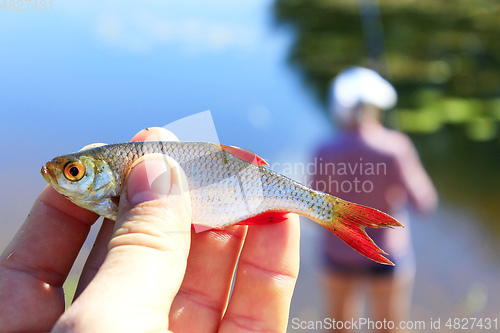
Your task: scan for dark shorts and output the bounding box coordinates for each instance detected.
[322,254,397,276]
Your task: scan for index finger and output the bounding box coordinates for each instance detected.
[0,181,99,330]
[0,186,99,285]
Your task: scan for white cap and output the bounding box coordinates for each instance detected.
[329,66,397,124]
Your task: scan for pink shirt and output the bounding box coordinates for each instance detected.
[311,125,437,266]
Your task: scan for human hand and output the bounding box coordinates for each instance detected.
[0,128,300,332]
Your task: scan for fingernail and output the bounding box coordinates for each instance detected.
[127,156,172,205]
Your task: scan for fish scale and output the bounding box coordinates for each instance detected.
[41,141,403,265]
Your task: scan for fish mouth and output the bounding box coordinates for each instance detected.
[41,163,56,183]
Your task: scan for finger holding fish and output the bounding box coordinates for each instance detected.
[55,128,193,331]
[54,152,192,332]
[168,213,300,332]
[219,214,300,332]
[168,225,249,331]
[75,127,179,298]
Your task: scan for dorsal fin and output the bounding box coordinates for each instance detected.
[218,144,269,166]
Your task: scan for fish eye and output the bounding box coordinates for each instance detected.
[63,161,85,181]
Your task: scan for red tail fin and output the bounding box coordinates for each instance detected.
[320,199,404,265]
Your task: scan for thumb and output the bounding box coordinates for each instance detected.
[54,155,191,333]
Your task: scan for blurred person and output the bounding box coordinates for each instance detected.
[0,127,300,333]
[311,67,437,332]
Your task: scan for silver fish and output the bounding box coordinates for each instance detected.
[41,141,402,264]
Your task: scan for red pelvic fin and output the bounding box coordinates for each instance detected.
[321,199,404,265]
[237,211,289,225]
[219,144,269,166]
[191,212,289,232]
[191,224,216,232]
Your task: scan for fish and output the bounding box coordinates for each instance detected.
[41,141,403,265]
